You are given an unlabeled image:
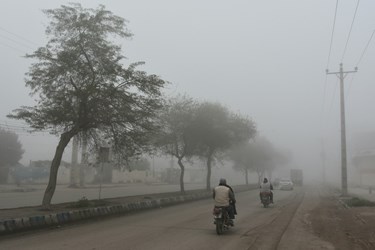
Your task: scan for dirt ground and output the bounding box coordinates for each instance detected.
[310,194,375,250]
[246,187,375,250]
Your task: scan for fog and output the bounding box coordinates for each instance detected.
[1,0,375,188]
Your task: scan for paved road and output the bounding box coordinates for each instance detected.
[0,188,307,250]
[0,183,206,209]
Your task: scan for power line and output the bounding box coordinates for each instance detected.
[0,33,35,50]
[0,127,51,137]
[0,127,47,136]
[0,26,40,56]
[0,123,29,129]
[321,0,339,131]
[356,30,375,66]
[345,30,375,101]
[0,26,39,46]
[0,120,31,128]
[0,119,27,125]
[0,121,52,135]
[0,40,27,55]
[341,0,360,62]
[0,124,37,132]
[327,0,339,69]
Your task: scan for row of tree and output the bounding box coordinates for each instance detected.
[228,137,291,186]
[6,3,287,207]
[155,95,290,193]
[155,95,256,193]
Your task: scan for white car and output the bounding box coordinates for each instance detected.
[279,179,294,190]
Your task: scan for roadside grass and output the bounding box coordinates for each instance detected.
[344,197,375,207]
[68,196,110,208]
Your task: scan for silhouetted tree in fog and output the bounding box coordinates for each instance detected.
[154,95,198,193]
[230,137,290,185]
[189,102,256,190]
[0,129,24,183]
[228,142,257,185]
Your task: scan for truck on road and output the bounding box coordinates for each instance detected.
[290,169,303,186]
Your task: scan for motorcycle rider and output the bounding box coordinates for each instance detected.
[222,182,237,216]
[213,178,236,225]
[260,177,274,203]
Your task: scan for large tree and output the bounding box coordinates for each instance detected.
[8,3,165,207]
[154,95,197,193]
[189,102,256,190]
[0,129,24,183]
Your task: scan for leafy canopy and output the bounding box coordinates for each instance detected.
[190,102,256,157]
[155,95,198,159]
[8,3,165,158]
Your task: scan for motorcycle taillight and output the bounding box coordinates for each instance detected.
[213,207,221,215]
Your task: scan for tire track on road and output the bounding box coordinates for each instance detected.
[241,191,305,250]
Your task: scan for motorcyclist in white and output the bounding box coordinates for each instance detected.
[213,178,236,225]
[260,177,274,203]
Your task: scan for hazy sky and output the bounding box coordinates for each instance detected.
[1,0,374,181]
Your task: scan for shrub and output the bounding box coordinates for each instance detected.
[344,197,375,207]
[75,196,91,208]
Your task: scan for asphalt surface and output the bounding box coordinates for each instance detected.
[2,185,373,249]
[0,189,298,250]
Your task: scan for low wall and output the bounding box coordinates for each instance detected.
[0,185,253,235]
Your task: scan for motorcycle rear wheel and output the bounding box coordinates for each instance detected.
[216,220,223,235]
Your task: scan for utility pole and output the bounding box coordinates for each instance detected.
[326,63,357,196]
[152,156,155,178]
[80,138,88,187]
[70,136,79,187]
[320,139,326,185]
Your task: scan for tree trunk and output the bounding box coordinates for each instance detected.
[177,158,185,194]
[257,171,261,186]
[245,168,249,185]
[206,150,213,191]
[0,167,10,184]
[42,130,76,208]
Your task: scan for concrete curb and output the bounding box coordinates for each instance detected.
[0,185,253,235]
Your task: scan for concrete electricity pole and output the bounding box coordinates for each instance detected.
[320,139,326,185]
[80,138,88,187]
[70,136,79,187]
[326,63,357,196]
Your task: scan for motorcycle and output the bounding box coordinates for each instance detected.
[260,191,271,208]
[212,206,233,235]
